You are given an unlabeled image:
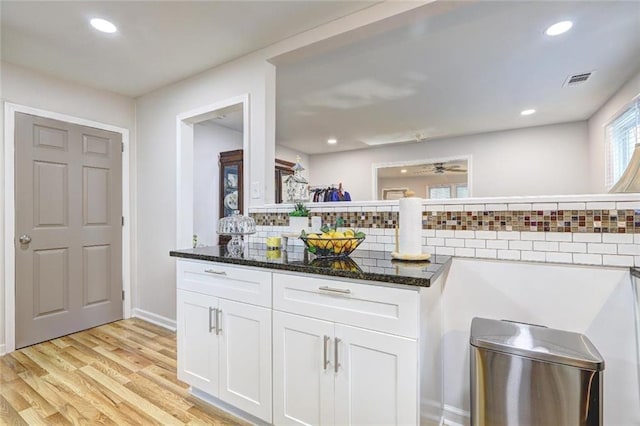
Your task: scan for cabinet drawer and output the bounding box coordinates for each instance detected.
[273,273,418,338]
[178,260,271,307]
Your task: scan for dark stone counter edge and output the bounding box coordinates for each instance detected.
[169,250,451,288]
[632,268,640,279]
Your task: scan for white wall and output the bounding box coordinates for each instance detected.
[588,70,640,193]
[379,175,467,199]
[443,258,639,426]
[309,121,590,200]
[0,61,135,351]
[193,122,243,246]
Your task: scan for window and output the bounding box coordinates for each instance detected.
[429,185,451,199]
[605,99,639,189]
[456,184,468,198]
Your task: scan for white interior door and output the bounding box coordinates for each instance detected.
[334,324,418,426]
[273,311,335,426]
[15,112,123,348]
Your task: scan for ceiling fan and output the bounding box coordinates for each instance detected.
[425,162,467,174]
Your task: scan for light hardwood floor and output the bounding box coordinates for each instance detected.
[0,318,247,425]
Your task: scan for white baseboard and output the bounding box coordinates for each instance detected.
[0,343,6,356]
[191,387,269,425]
[131,308,177,331]
[442,404,470,426]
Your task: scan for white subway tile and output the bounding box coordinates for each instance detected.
[384,229,397,236]
[465,239,486,249]
[362,258,377,266]
[618,244,640,255]
[347,206,362,212]
[426,237,445,246]
[531,203,558,211]
[533,241,559,251]
[422,246,436,255]
[602,233,634,244]
[476,248,497,259]
[444,204,462,212]
[454,230,475,239]
[508,203,532,211]
[636,234,640,244]
[545,252,572,263]
[464,204,485,212]
[498,231,521,240]
[586,202,616,210]
[509,240,533,251]
[391,206,399,212]
[362,206,377,212]
[423,229,436,237]
[368,228,384,236]
[455,247,476,257]
[602,255,634,267]
[572,233,602,243]
[485,203,508,211]
[445,238,465,247]
[573,253,603,265]
[476,230,497,240]
[587,243,617,254]
[436,230,455,238]
[487,240,509,249]
[436,246,455,256]
[368,243,385,251]
[558,202,586,210]
[385,243,397,252]
[558,242,587,253]
[635,256,640,267]
[365,235,377,243]
[377,235,394,244]
[497,250,521,260]
[521,251,546,262]
[376,206,391,212]
[616,201,640,209]
[520,231,545,241]
[424,205,444,212]
[545,232,572,242]
[377,259,393,268]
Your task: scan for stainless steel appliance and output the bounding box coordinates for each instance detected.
[470,317,604,426]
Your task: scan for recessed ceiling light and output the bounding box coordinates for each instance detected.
[400,169,407,174]
[90,18,117,34]
[327,138,337,145]
[545,21,573,36]
[521,109,536,116]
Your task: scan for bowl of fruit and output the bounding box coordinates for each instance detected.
[300,221,366,258]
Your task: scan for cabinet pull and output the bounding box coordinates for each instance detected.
[323,335,330,370]
[334,337,341,373]
[216,309,222,335]
[204,269,227,276]
[208,307,215,333]
[318,286,351,295]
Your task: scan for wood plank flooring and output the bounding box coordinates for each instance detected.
[0,318,248,425]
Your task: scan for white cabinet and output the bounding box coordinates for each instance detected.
[273,311,418,426]
[176,260,272,422]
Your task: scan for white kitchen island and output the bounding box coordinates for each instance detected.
[171,246,451,425]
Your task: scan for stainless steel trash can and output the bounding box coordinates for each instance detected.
[470,317,604,426]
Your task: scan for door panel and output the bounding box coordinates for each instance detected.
[273,311,335,426]
[15,112,123,348]
[334,324,418,426]
[219,299,272,422]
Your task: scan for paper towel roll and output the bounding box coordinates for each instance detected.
[398,196,422,255]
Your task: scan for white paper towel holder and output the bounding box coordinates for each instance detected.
[391,190,431,261]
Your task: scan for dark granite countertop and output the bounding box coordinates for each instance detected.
[632,268,640,279]
[170,245,451,288]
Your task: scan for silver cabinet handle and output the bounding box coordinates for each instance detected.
[323,335,330,370]
[334,337,341,373]
[209,307,215,333]
[216,309,222,335]
[204,269,227,276]
[319,286,351,295]
[19,234,32,245]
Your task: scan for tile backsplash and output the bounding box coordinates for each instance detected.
[248,195,640,268]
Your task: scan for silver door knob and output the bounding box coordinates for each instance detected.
[19,234,32,244]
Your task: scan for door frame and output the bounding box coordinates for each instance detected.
[176,94,250,249]
[3,102,132,353]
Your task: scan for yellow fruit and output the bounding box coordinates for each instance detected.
[333,231,345,238]
[345,229,355,237]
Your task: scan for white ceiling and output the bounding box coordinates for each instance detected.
[275,1,640,154]
[0,1,377,97]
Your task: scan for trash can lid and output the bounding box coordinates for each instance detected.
[470,317,604,371]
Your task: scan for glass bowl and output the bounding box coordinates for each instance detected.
[300,235,365,258]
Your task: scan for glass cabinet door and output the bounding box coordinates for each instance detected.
[222,164,239,217]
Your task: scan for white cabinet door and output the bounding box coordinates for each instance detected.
[334,324,418,426]
[219,299,272,422]
[273,311,335,426]
[176,290,219,396]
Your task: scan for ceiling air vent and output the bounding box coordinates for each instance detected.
[564,72,593,87]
